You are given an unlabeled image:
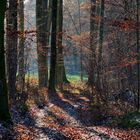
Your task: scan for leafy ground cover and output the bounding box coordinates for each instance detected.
[0,82,139,140]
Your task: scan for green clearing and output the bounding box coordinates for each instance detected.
[25,73,88,82]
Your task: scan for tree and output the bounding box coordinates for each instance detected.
[17,0,25,93]
[0,0,11,121]
[56,0,64,86]
[36,0,48,88]
[97,0,105,90]
[56,0,69,87]
[88,0,97,90]
[6,0,18,102]
[49,0,58,92]
[78,0,83,81]
[136,0,139,111]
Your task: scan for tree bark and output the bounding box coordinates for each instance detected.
[97,0,104,90]
[136,0,140,111]
[6,0,18,103]
[56,0,69,86]
[17,0,25,93]
[36,0,48,88]
[0,0,11,121]
[56,0,64,85]
[49,0,58,92]
[88,0,97,87]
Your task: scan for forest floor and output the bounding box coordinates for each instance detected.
[0,82,139,140]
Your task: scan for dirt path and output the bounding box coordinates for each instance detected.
[15,91,139,140]
[1,90,139,140]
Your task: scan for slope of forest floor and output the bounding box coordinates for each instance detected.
[0,82,139,140]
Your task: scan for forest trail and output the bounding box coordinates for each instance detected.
[1,0,139,139]
[4,87,137,140]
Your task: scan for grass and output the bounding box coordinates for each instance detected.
[67,74,88,82]
[25,73,88,83]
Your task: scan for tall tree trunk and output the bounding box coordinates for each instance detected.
[49,0,58,92]
[56,0,63,86]
[56,0,69,86]
[17,0,25,93]
[88,0,97,88]
[136,0,140,111]
[36,0,48,88]
[7,0,18,103]
[46,0,52,64]
[97,0,104,90]
[77,0,83,81]
[0,0,11,121]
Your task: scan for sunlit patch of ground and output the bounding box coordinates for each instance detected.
[1,81,139,140]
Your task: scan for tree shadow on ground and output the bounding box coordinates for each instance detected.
[35,126,71,140]
[46,109,67,126]
[48,90,92,126]
[43,106,116,140]
[48,88,134,128]
[85,127,116,140]
[0,103,36,140]
[61,90,90,106]
[6,90,37,139]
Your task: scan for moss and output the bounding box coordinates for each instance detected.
[119,111,140,129]
[108,112,140,129]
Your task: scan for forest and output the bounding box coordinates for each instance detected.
[0,0,140,139]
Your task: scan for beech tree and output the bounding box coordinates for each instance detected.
[97,0,105,90]
[88,0,97,90]
[49,0,58,92]
[6,0,18,102]
[136,0,139,111]
[56,0,64,86]
[56,0,69,86]
[17,0,25,93]
[0,0,11,121]
[36,0,48,88]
